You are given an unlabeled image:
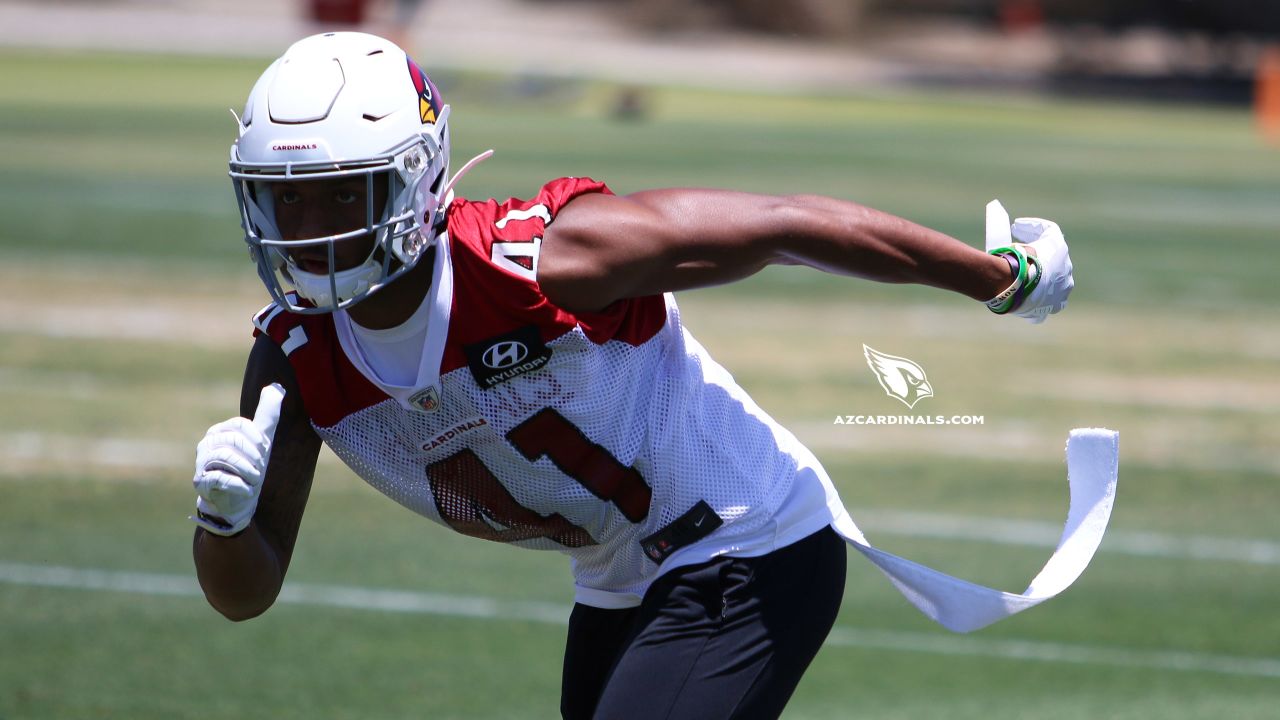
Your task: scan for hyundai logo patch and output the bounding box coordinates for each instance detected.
[464,326,552,388]
[482,340,529,369]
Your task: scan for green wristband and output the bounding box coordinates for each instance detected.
[985,245,1028,314]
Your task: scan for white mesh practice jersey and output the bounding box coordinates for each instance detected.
[253,177,845,608]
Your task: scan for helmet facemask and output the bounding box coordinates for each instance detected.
[231,130,447,313]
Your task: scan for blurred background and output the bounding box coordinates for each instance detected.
[1,1,1277,718]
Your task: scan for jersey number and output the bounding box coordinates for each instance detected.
[426,409,653,547]
[491,204,549,281]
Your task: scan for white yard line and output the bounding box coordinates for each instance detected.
[1009,372,1280,414]
[2,562,1277,680]
[6,294,1280,365]
[823,627,1280,680]
[6,417,1276,479]
[790,420,1280,478]
[2,432,1278,566]
[0,304,249,349]
[0,432,188,470]
[0,433,344,475]
[858,510,1280,566]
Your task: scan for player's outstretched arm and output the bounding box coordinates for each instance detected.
[191,334,321,621]
[539,189,1050,315]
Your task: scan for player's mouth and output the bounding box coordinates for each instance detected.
[292,253,330,275]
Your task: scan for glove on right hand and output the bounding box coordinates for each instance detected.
[190,383,285,536]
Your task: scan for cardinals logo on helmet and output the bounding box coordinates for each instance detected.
[863,345,934,409]
[406,57,441,124]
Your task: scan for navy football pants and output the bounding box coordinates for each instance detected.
[561,526,847,720]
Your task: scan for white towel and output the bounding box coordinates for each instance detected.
[833,428,1119,633]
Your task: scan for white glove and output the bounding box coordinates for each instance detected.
[190,384,285,536]
[985,200,1074,324]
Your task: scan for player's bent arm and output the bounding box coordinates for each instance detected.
[192,334,321,621]
[538,189,1013,313]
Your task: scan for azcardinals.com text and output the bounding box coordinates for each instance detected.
[833,415,985,426]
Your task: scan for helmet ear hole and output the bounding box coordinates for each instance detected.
[400,184,439,264]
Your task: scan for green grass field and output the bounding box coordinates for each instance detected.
[1,49,1278,719]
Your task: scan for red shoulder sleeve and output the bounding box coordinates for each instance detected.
[440,179,666,373]
[539,176,613,211]
[445,176,612,271]
[250,298,389,428]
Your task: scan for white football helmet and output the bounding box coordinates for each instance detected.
[229,32,451,313]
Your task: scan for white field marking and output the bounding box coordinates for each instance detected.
[2,432,1278,566]
[7,285,1280,364]
[0,562,569,626]
[2,562,1278,680]
[0,368,107,396]
[3,367,1274,478]
[1008,372,1280,414]
[823,628,1280,680]
[791,420,1280,478]
[681,296,1280,361]
[0,367,239,406]
[0,303,248,349]
[0,432,188,470]
[0,433,344,477]
[857,510,1280,566]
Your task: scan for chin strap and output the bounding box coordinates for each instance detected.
[426,149,494,237]
[287,255,382,310]
[441,149,494,201]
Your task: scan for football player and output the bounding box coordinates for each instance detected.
[193,32,1075,719]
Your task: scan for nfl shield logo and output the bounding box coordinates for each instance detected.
[409,386,440,413]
